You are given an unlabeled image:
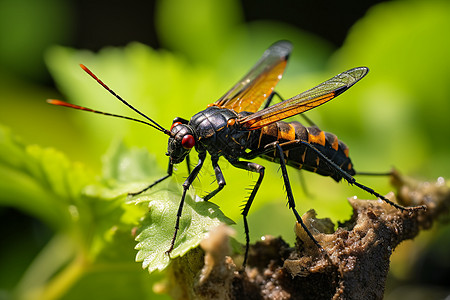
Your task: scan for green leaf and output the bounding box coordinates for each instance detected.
[132,189,234,273]
[91,140,234,272]
[0,125,204,298]
[0,124,94,229]
[81,141,166,260]
[0,125,151,298]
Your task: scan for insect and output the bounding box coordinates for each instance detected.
[48,41,425,266]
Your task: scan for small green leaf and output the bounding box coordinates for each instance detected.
[132,189,234,273]
[92,140,234,272]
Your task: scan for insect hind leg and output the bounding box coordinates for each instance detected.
[274,143,324,251]
[291,140,427,212]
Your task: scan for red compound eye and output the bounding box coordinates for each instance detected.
[181,134,195,149]
[170,122,182,131]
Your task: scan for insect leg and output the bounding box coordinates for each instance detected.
[284,140,426,212]
[264,92,314,196]
[274,143,324,250]
[263,91,278,109]
[128,161,174,196]
[203,156,226,201]
[167,152,206,254]
[230,160,265,267]
[241,139,286,159]
[243,140,313,196]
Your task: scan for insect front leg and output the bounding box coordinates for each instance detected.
[203,156,226,201]
[167,152,206,254]
[128,161,174,196]
[230,160,265,267]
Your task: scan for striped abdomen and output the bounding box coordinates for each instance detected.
[252,121,355,182]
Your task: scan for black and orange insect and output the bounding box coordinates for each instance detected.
[48,41,425,266]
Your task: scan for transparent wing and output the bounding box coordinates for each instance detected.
[211,40,292,113]
[237,67,369,130]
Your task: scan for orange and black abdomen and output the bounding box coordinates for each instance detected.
[252,121,355,182]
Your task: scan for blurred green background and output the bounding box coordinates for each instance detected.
[1,0,449,298]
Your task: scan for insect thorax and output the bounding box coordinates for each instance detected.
[189,106,252,159]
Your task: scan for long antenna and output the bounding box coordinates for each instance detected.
[80,64,169,134]
[48,64,171,136]
[47,99,169,134]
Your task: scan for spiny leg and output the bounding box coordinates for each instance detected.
[244,139,424,253]
[282,140,426,212]
[129,161,174,196]
[242,141,328,248]
[167,152,206,254]
[274,143,324,251]
[260,91,314,196]
[231,160,265,267]
[203,156,226,201]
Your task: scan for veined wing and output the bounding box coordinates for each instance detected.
[237,67,369,130]
[211,40,292,113]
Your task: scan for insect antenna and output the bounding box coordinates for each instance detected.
[46,99,168,134]
[48,64,171,136]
